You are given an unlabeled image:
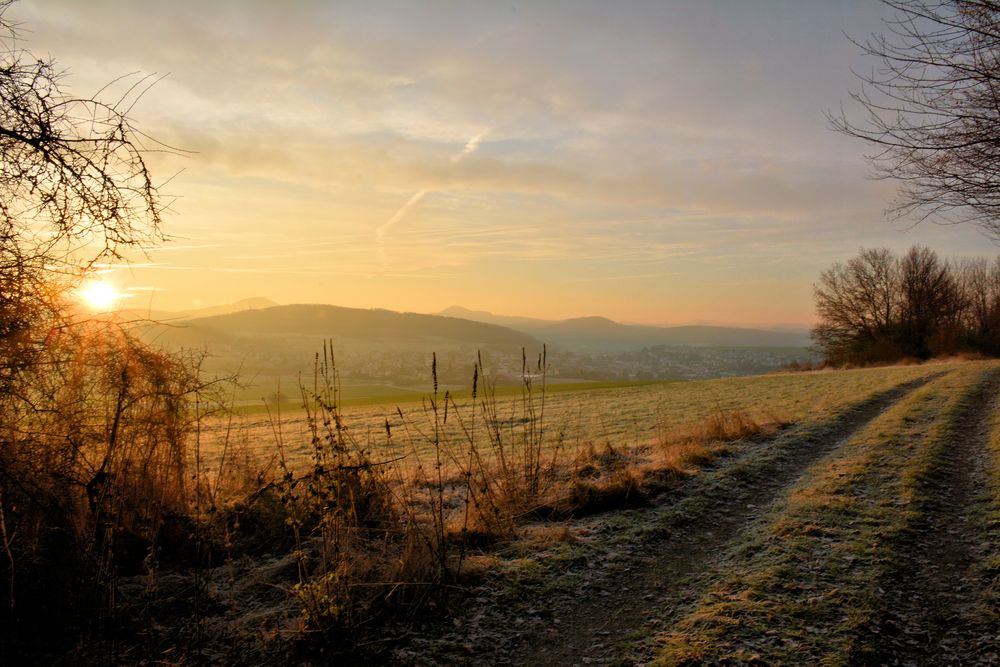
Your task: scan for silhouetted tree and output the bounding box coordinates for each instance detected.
[0,0,164,382]
[956,256,1000,352]
[0,0,179,649]
[832,1,1000,235]
[812,247,901,363]
[811,246,1000,363]
[897,246,963,357]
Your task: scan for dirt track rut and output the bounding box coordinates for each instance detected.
[507,375,938,666]
[861,369,1000,665]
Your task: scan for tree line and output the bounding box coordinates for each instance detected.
[812,246,1000,364]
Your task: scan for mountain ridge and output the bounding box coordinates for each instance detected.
[437,306,811,349]
[181,303,542,350]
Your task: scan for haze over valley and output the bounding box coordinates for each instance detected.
[130,299,814,403]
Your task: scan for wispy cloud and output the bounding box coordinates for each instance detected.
[377,128,490,269]
[451,130,488,164]
[139,243,225,252]
[25,1,994,323]
[376,188,429,267]
[572,272,678,283]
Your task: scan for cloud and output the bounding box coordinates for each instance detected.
[451,130,488,164]
[376,128,491,268]
[25,0,986,323]
[376,187,429,267]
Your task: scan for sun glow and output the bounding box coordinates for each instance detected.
[77,280,122,311]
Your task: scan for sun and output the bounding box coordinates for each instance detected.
[77,280,122,311]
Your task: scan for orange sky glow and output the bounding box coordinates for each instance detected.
[21,0,1000,327]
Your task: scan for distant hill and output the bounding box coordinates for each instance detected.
[185,304,541,350]
[133,304,545,391]
[141,304,542,365]
[179,297,278,320]
[437,307,811,350]
[437,305,553,332]
[129,302,813,393]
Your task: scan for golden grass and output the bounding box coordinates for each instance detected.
[1,328,985,664]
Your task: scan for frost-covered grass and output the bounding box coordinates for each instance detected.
[653,362,997,665]
[198,362,954,476]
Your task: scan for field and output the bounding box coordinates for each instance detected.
[18,358,1000,664]
[151,358,1000,662]
[197,363,945,477]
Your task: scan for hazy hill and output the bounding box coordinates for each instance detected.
[179,297,278,320]
[437,305,553,332]
[185,304,541,349]
[131,302,810,392]
[437,307,811,350]
[133,304,545,392]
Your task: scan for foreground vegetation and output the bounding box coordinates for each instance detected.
[425,359,1000,666]
[2,332,975,663]
[5,1,1000,663]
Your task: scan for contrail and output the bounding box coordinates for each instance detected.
[452,130,487,164]
[377,129,489,269]
[375,188,430,252]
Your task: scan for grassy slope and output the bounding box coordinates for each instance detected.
[94,364,982,664]
[652,361,998,665]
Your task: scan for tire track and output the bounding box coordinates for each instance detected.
[857,369,1000,665]
[508,374,940,666]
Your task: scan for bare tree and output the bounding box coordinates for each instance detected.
[812,246,985,363]
[0,0,166,381]
[0,0,179,638]
[897,245,963,356]
[832,1,1000,234]
[813,247,901,362]
[954,254,1000,352]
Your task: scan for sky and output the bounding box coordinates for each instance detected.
[15,0,1000,327]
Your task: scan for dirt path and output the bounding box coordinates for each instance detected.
[503,375,937,666]
[862,370,1000,665]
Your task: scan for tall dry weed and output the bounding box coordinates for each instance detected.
[268,342,445,648]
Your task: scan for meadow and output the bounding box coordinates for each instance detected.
[7,351,994,665]
[198,362,947,479]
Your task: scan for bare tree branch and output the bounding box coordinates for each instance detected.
[832,1,1000,234]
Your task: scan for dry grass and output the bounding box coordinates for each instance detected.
[208,361,957,556]
[200,362,950,478]
[0,319,218,660]
[179,357,968,662]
